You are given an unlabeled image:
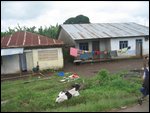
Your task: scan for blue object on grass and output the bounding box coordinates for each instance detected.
[58,72,65,76]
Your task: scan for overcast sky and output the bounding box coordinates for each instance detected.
[1,1,149,32]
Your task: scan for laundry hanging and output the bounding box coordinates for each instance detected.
[117,46,131,54]
[70,47,78,57]
[95,51,101,55]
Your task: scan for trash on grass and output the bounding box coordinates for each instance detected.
[60,73,80,82]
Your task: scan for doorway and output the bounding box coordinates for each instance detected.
[136,39,143,57]
[19,53,27,72]
[92,41,100,59]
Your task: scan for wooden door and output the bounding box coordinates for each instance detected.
[136,39,142,57]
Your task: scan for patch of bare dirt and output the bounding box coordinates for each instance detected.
[63,58,144,77]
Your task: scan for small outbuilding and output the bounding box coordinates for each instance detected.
[1,31,64,74]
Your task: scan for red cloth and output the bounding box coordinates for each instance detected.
[95,51,100,55]
[69,73,79,79]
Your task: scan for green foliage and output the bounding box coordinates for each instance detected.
[41,68,56,73]
[75,15,90,24]
[37,24,59,39]
[95,69,110,85]
[63,17,75,24]
[1,23,59,39]
[1,70,142,112]
[1,27,16,37]
[63,14,90,24]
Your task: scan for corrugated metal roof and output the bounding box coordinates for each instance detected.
[1,48,23,56]
[60,22,149,40]
[1,31,64,48]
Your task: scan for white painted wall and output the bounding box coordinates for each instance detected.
[75,39,111,52]
[32,48,64,70]
[143,37,149,55]
[111,37,135,55]
[99,39,110,51]
[1,47,64,74]
[1,55,20,74]
[110,37,149,57]
[88,42,92,51]
[99,40,105,51]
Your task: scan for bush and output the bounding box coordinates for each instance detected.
[1,69,142,112]
[95,69,110,85]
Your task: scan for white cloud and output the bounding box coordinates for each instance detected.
[1,1,149,32]
[1,1,52,20]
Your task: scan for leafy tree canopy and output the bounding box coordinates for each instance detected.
[63,14,90,24]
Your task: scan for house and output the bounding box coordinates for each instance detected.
[58,22,149,60]
[1,31,64,74]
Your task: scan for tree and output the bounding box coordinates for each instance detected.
[1,27,16,37]
[63,14,90,24]
[1,24,59,39]
[63,17,75,24]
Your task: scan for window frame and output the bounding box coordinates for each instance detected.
[119,41,128,49]
[79,42,89,50]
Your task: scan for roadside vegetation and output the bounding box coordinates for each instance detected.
[1,69,142,112]
[1,14,90,39]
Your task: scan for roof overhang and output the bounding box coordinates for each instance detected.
[1,48,24,56]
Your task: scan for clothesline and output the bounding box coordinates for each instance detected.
[70,47,110,57]
[70,46,133,60]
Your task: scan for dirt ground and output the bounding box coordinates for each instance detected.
[1,58,144,78]
[63,58,149,112]
[64,58,149,112]
[1,58,149,112]
[2,58,144,81]
[63,58,144,77]
[113,98,149,112]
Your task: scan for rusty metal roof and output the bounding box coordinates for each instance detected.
[60,22,149,40]
[1,31,64,48]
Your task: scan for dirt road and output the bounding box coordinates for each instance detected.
[2,58,144,80]
[1,58,149,111]
[115,99,149,112]
[63,58,144,77]
[64,58,149,112]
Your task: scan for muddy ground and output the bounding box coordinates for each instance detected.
[1,58,149,112]
[114,98,149,112]
[1,58,145,81]
[63,58,145,77]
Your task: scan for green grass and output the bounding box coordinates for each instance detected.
[1,70,142,112]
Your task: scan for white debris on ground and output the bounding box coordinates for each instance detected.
[1,100,9,105]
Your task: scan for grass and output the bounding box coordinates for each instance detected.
[1,69,142,112]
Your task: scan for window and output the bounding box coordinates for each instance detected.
[79,43,89,50]
[38,49,58,61]
[136,39,142,44]
[119,41,128,49]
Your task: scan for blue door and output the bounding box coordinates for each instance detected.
[19,53,27,71]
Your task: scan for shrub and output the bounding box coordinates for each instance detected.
[95,69,110,85]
